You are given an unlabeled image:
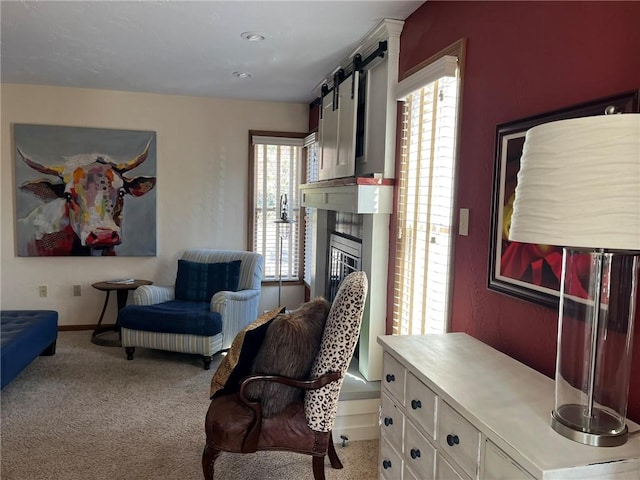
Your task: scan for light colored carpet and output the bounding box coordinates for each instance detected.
[1,331,379,480]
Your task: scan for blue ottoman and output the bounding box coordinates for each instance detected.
[1,310,58,389]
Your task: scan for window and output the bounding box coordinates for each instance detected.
[393,54,460,335]
[249,132,305,282]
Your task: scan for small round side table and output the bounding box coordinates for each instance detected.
[91,279,152,347]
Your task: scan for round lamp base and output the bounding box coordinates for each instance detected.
[551,405,628,447]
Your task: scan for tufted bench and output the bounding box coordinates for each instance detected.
[1,310,58,389]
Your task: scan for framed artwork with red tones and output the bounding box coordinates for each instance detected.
[14,124,157,257]
[488,89,639,308]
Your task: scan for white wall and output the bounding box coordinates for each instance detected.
[0,84,306,326]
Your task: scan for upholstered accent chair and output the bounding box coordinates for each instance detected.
[202,271,368,480]
[119,249,263,369]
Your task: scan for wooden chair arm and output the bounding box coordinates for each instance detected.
[237,371,342,453]
[239,371,342,403]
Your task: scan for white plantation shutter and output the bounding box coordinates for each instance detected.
[303,133,318,286]
[393,60,459,335]
[252,136,301,281]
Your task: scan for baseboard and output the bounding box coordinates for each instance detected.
[333,397,380,442]
[58,324,98,331]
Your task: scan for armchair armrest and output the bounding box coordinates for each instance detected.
[132,285,175,306]
[211,289,260,307]
[237,371,342,453]
[211,289,261,350]
[238,371,342,403]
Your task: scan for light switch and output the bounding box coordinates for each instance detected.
[459,208,469,236]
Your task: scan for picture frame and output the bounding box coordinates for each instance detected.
[488,89,640,308]
[14,124,158,257]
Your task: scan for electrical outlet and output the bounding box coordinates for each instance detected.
[73,284,81,296]
[39,285,48,297]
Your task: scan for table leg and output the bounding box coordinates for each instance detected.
[92,291,111,334]
[115,290,130,342]
[91,290,129,347]
[116,289,130,311]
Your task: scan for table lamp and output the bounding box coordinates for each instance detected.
[509,113,640,446]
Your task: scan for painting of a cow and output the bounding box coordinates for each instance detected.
[15,125,157,257]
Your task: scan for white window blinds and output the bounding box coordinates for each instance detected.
[252,136,305,147]
[393,59,459,335]
[303,133,318,286]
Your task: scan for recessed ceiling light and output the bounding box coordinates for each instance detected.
[241,31,265,42]
[232,71,252,79]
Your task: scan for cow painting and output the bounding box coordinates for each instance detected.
[16,138,156,256]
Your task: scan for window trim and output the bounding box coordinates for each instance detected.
[387,38,467,335]
[396,55,458,101]
[248,130,307,284]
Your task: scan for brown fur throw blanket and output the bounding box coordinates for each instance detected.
[244,297,331,417]
[209,306,284,399]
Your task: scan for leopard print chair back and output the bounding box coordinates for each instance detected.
[304,271,368,432]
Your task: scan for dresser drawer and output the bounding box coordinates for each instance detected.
[406,372,437,438]
[383,352,406,404]
[436,452,469,480]
[437,401,480,479]
[483,440,535,480]
[404,464,421,480]
[381,392,404,452]
[405,419,436,480]
[380,434,404,480]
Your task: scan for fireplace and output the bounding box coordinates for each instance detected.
[301,179,392,381]
[327,233,362,301]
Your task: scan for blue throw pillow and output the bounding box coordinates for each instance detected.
[174,259,241,302]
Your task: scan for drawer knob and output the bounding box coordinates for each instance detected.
[382,459,392,469]
[411,399,422,409]
[410,448,421,459]
[384,417,394,427]
[446,434,460,446]
[385,374,395,383]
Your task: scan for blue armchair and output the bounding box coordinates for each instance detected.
[119,249,263,369]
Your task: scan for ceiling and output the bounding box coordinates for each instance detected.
[1,1,424,104]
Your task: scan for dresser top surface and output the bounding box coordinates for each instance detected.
[378,333,640,474]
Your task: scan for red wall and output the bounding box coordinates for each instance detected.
[399,1,640,421]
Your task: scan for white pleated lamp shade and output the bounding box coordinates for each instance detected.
[509,114,640,250]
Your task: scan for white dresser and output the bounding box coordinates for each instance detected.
[378,333,640,480]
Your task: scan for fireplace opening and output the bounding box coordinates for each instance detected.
[328,232,363,367]
[327,233,362,301]
[327,231,380,401]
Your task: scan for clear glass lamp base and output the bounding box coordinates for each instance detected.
[551,404,629,447]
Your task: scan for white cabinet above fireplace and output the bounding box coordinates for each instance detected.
[319,74,359,181]
[312,18,403,184]
[300,177,394,214]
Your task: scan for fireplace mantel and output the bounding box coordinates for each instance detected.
[300,177,394,214]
